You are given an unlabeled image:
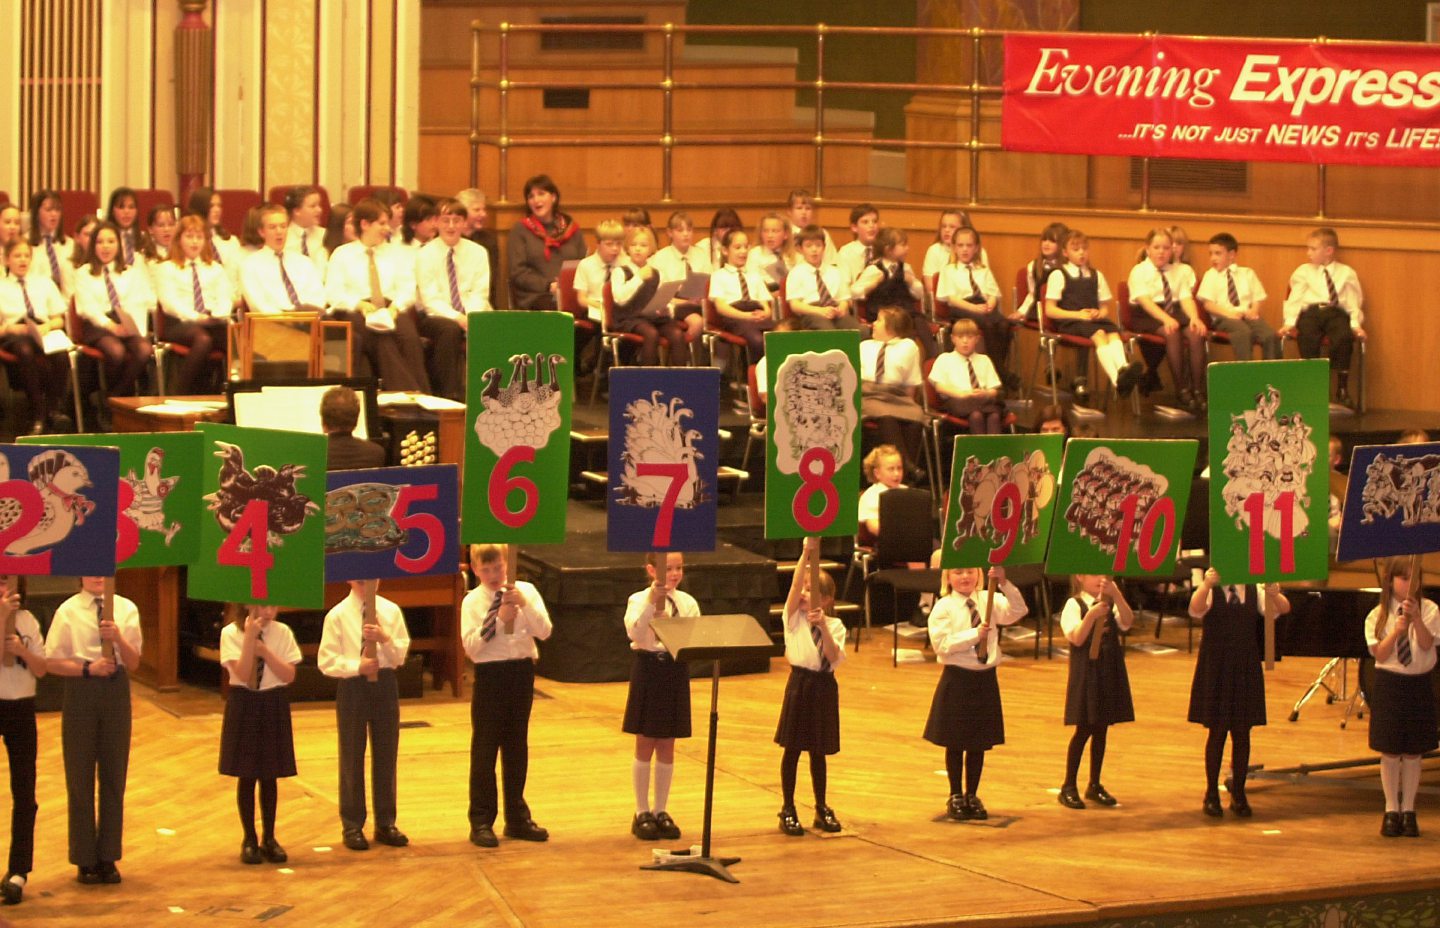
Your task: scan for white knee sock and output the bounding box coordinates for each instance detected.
[1401,756,1421,813]
[1381,754,1401,812]
[633,759,651,814]
[653,762,675,814]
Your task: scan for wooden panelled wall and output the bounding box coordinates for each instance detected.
[485,201,1433,414]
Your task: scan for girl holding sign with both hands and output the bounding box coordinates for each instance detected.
[1057,574,1135,810]
[0,576,47,906]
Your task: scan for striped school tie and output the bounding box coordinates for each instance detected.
[192,262,207,316]
[1227,269,1240,306]
[301,233,310,257]
[811,623,830,672]
[968,266,982,302]
[1397,604,1413,666]
[966,596,988,662]
[1161,270,1173,309]
[210,231,224,266]
[874,342,886,381]
[44,235,61,283]
[1323,268,1338,305]
[966,357,979,389]
[20,280,37,321]
[447,247,464,313]
[277,252,301,309]
[815,267,833,306]
[481,589,503,642]
[253,629,264,689]
[103,268,123,321]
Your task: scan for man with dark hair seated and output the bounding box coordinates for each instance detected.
[322,386,386,471]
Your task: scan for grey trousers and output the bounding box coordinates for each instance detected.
[335,669,400,833]
[1213,316,1281,361]
[62,672,131,867]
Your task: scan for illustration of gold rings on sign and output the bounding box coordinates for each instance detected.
[325,482,409,554]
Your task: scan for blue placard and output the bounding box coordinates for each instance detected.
[607,367,721,552]
[324,464,460,582]
[1337,442,1440,561]
[0,443,120,576]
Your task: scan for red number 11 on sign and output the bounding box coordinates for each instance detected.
[1243,490,1296,575]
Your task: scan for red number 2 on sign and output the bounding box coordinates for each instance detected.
[0,480,51,574]
[216,499,275,599]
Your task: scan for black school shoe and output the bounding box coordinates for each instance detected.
[1402,811,1420,838]
[240,840,263,865]
[97,862,121,884]
[947,794,971,821]
[374,825,409,847]
[965,794,988,821]
[778,806,804,837]
[1116,362,1144,399]
[261,837,288,864]
[631,811,660,841]
[1,872,23,905]
[1229,794,1252,818]
[1202,793,1223,818]
[469,824,499,848]
[503,819,549,842]
[76,866,102,885]
[1381,812,1403,837]
[653,811,681,841]
[813,805,842,833]
[1084,783,1118,807]
[342,829,369,851]
[1057,785,1086,810]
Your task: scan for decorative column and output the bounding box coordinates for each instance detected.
[906,0,1080,201]
[175,0,213,201]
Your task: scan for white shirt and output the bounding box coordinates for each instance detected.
[1126,261,1193,307]
[25,235,77,298]
[155,259,236,322]
[1283,260,1364,329]
[0,275,66,328]
[1366,597,1440,675]
[784,262,848,308]
[609,259,662,307]
[708,264,773,311]
[745,247,792,286]
[318,592,411,677]
[858,480,906,525]
[859,336,921,387]
[240,248,325,314]
[836,240,873,286]
[1197,264,1267,317]
[417,237,492,319]
[1043,263,1112,304]
[461,580,552,663]
[851,260,923,301]
[937,262,1001,307]
[624,587,701,652]
[923,243,992,279]
[45,591,143,662]
[1059,590,1132,639]
[929,349,1001,396]
[220,620,302,690]
[652,244,712,281]
[326,241,416,316]
[789,224,838,265]
[783,605,847,672]
[573,252,615,321]
[73,263,154,336]
[286,224,330,279]
[0,610,45,700]
[929,584,1027,670]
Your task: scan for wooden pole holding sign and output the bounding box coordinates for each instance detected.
[1089,594,1111,661]
[504,545,520,635]
[978,571,996,665]
[102,577,117,664]
[360,579,378,683]
[1263,582,1279,671]
[808,539,823,629]
[0,587,14,668]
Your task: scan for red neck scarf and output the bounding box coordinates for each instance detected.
[521,213,577,259]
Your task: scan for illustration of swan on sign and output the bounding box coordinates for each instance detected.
[615,390,708,509]
[772,349,857,474]
[0,450,96,556]
[203,442,319,548]
[1219,384,1313,540]
[1063,447,1166,556]
[473,352,567,456]
[950,451,1055,551]
[121,447,181,545]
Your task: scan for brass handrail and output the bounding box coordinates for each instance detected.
[468,21,1339,216]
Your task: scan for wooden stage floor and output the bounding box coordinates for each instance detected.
[10,620,1438,927]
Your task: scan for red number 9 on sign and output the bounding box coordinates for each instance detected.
[488,446,539,529]
[987,481,1023,564]
[791,447,839,533]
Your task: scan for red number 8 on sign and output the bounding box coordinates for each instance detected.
[791,447,839,534]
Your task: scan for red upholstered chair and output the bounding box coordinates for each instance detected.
[57,190,100,225]
[215,189,265,237]
[1033,274,1114,409]
[131,188,175,222]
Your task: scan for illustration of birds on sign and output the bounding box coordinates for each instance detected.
[0,450,96,556]
[121,447,182,545]
[204,442,318,548]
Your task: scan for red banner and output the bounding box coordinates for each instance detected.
[1003,33,1440,167]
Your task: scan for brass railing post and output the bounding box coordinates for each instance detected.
[662,23,675,203]
[469,20,481,190]
[814,23,826,198]
[967,27,983,206]
[1316,164,1327,218]
[498,22,511,203]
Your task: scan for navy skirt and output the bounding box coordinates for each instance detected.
[923,664,1004,751]
[1368,669,1439,756]
[219,686,297,779]
[622,650,692,739]
[774,666,840,755]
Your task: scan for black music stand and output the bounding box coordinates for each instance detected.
[641,613,773,884]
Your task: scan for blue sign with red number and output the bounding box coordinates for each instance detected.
[0,443,120,576]
[324,464,460,582]
[607,367,721,552]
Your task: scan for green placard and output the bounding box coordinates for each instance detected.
[764,330,861,539]
[22,432,205,568]
[1045,438,1198,576]
[940,434,1064,569]
[1208,359,1330,584]
[188,423,327,608]
[463,311,574,544]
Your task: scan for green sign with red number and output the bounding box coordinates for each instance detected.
[940,434,1064,569]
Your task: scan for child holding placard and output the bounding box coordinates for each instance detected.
[462,544,552,848]
[1187,569,1289,818]
[1365,556,1439,838]
[45,576,142,885]
[775,537,846,836]
[924,565,1025,821]
[219,603,301,864]
[623,552,699,841]
[318,579,411,852]
[1057,574,1135,810]
[0,576,47,905]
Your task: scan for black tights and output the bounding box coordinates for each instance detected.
[944,746,986,796]
[1204,725,1252,797]
[780,747,828,808]
[1063,724,1108,788]
[237,777,278,843]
